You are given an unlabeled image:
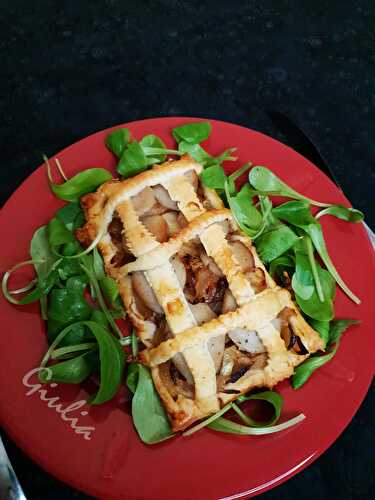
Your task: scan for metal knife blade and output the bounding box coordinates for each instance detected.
[267,109,375,248]
[0,435,27,500]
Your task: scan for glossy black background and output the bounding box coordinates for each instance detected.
[0,1,374,499]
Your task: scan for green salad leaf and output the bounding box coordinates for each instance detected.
[328,319,359,345]
[110,129,181,178]
[80,261,123,338]
[93,247,105,280]
[268,254,295,283]
[117,140,149,177]
[308,319,330,348]
[249,166,330,207]
[293,259,335,321]
[291,238,315,300]
[55,201,85,231]
[179,141,212,164]
[30,226,57,275]
[127,363,173,444]
[39,350,99,384]
[47,320,92,346]
[255,225,299,263]
[180,142,236,168]
[316,205,364,222]
[185,390,304,437]
[173,121,212,144]
[57,257,82,280]
[105,128,131,158]
[29,226,59,318]
[86,321,125,405]
[291,351,337,389]
[200,165,227,189]
[47,166,113,202]
[48,275,91,324]
[224,179,264,238]
[48,218,75,248]
[273,201,360,304]
[126,362,139,394]
[292,318,359,388]
[18,258,62,305]
[100,276,122,310]
[90,309,109,328]
[139,134,168,163]
[40,321,124,405]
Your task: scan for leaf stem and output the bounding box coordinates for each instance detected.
[296,195,330,208]
[224,179,267,240]
[55,158,68,181]
[229,162,252,182]
[182,402,233,437]
[304,237,325,302]
[309,227,361,304]
[231,402,254,425]
[80,264,123,338]
[61,229,103,260]
[43,154,54,184]
[142,147,182,156]
[315,209,326,220]
[131,330,139,356]
[208,413,306,435]
[119,336,132,346]
[2,259,44,305]
[51,342,97,360]
[7,278,38,295]
[41,322,86,367]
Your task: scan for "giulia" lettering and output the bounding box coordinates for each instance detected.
[22,367,95,440]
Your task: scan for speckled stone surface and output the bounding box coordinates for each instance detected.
[0,1,374,499]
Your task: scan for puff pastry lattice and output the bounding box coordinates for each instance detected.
[77,156,324,431]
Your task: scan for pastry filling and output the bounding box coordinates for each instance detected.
[108,213,135,267]
[129,170,213,241]
[275,308,308,355]
[128,218,276,397]
[72,158,324,432]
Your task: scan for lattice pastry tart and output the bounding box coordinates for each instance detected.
[76,156,324,431]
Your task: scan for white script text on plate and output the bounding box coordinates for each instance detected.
[23,367,95,440]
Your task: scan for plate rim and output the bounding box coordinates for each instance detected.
[0,116,374,499]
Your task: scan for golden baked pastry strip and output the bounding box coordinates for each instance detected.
[119,209,324,430]
[141,287,323,429]
[118,209,260,346]
[76,159,324,432]
[76,156,223,277]
[76,157,224,346]
[122,209,275,307]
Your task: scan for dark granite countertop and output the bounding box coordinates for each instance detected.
[0,1,374,499]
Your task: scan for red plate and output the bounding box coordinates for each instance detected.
[0,117,374,499]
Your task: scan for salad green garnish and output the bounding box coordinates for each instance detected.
[105,127,131,158]
[127,363,174,444]
[2,120,361,444]
[184,391,305,437]
[315,204,364,222]
[45,154,113,202]
[292,319,359,388]
[106,121,237,178]
[255,224,299,263]
[173,121,212,144]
